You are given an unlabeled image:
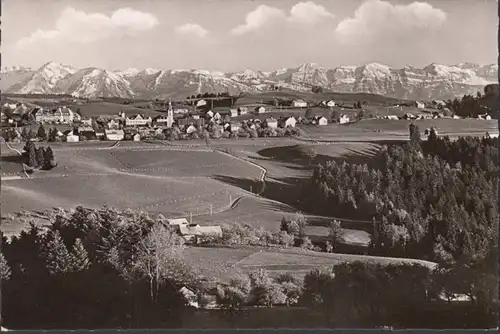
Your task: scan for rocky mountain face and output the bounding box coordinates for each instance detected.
[2,61,497,101]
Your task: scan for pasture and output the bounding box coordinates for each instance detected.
[185,246,437,282]
[68,101,166,118]
[1,145,264,235]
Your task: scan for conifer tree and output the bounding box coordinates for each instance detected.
[70,238,91,272]
[0,252,11,280]
[37,124,47,141]
[43,146,57,169]
[27,142,37,167]
[48,128,58,142]
[35,147,45,168]
[44,231,74,275]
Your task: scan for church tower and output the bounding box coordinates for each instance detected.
[167,98,174,128]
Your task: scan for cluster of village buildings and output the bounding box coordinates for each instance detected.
[2,98,353,142]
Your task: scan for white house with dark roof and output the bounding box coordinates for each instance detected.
[316,116,328,126]
[293,99,307,108]
[125,114,152,127]
[105,129,125,141]
[266,118,278,129]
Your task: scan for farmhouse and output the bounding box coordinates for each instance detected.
[386,115,399,120]
[279,116,297,128]
[338,114,350,124]
[132,133,141,141]
[197,99,207,107]
[105,129,125,141]
[265,118,278,129]
[174,108,189,115]
[177,224,223,244]
[206,110,214,118]
[293,99,308,108]
[125,114,152,127]
[316,116,328,126]
[415,101,425,109]
[230,109,239,117]
[64,130,79,142]
[255,106,266,114]
[166,218,189,226]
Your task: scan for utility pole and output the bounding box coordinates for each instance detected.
[190,212,192,224]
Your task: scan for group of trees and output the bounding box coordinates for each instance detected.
[22,140,57,170]
[186,92,231,99]
[1,207,200,328]
[1,201,497,328]
[305,125,498,325]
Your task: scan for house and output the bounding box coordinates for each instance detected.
[206,110,214,118]
[316,116,328,126]
[179,286,199,308]
[338,114,350,124]
[186,125,197,134]
[237,107,248,115]
[326,100,336,108]
[105,129,125,141]
[213,112,221,120]
[64,130,79,142]
[255,106,266,114]
[166,218,189,226]
[230,109,239,117]
[54,107,80,123]
[293,99,308,108]
[125,114,152,127]
[265,118,278,129]
[77,127,97,141]
[132,133,141,141]
[154,115,174,127]
[386,115,399,120]
[192,114,200,120]
[280,116,297,128]
[177,224,223,243]
[196,99,207,107]
[415,101,425,109]
[433,100,446,108]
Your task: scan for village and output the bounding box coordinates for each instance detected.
[1,95,492,144]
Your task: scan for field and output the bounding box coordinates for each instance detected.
[299,118,498,141]
[235,91,406,107]
[184,246,437,282]
[1,143,264,235]
[68,101,166,118]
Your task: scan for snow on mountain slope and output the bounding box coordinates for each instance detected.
[7,62,77,94]
[5,61,498,100]
[56,68,135,98]
[0,68,35,91]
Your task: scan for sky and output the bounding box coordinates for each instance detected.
[2,0,498,72]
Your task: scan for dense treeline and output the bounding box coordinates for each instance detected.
[310,128,498,262]
[306,126,498,326]
[1,204,497,329]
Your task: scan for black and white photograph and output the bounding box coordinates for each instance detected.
[0,0,498,330]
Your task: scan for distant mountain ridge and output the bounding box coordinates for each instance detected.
[2,61,497,101]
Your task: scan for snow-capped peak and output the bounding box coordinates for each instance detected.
[118,68,140,77]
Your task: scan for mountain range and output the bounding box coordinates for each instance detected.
[1,61,497,101]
